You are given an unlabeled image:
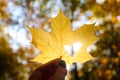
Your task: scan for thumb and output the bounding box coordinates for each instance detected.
[51,60,67,80]
[29,58,61,80]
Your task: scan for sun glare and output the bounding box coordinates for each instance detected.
[64,42,82,55]
[73,42,82,52]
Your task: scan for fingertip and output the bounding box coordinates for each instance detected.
[59,60,66,68]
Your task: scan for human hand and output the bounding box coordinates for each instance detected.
[29,58,67,80]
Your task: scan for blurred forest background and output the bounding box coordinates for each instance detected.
[0,0,120,80]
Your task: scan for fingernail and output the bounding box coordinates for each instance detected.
[59,60,66,68]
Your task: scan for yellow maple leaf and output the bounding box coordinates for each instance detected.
[28,10,98,65]
[72,24,98,63]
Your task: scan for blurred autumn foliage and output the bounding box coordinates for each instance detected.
[0,31,29,80]
[0,0,120,80]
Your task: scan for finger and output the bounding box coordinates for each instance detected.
[53,64,67,80]
[43,58,61,67]
[29,58,61,80]
[37,58,61,70]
